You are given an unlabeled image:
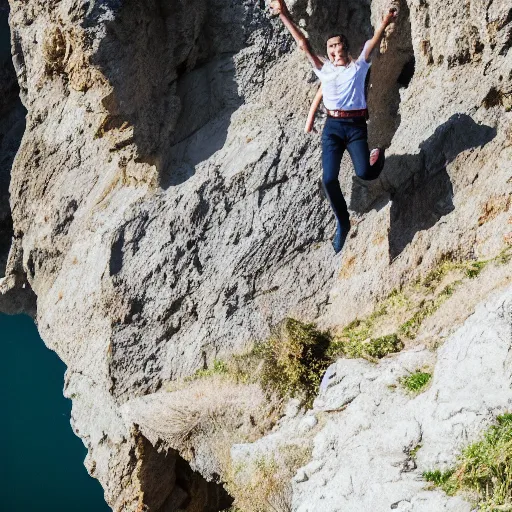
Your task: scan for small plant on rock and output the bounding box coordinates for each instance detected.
[423,469,455,487]
[400,371,432,393]
[192,359,229,379]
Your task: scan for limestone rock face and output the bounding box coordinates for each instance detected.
[2,0,511,509]
[292,286,512,511]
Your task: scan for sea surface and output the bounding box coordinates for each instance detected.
[1,313,111,511]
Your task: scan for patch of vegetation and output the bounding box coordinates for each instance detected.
[184,350,263,388]
[399,279,462,340]
[188,247,512,410]
[329,333,403,361]
[398,250,511,340]
[495,246,512,265]
[257,318,332,407]
[438,282,459,299]
[226,456,286,512]
[330,297,400,351]
[464,260,488,279]
[399,299,440,339]
[385,288,411,309]
[192,359,229,379]
[400,371,432,393]
[419,254,497,291]
[424,469,455,487]
[424,413,512,510]
[340,318,373,345]
[420,260,459,289]
[366,334,404,359]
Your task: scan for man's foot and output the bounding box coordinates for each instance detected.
[332,224,350,254]
[370,148,381,166]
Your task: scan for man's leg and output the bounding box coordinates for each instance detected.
[321,119,350,253]
[346,123,385,181]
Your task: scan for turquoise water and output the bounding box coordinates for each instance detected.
[1,313,111,511]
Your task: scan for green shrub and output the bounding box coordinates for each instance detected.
[423,469,454,486]
[424,413,512,510]
[329,333,403,360]
[400,371,432,393]
[257,318,331,407]
[366,334,404,359]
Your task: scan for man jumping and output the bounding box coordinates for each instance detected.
[270,0,398,253]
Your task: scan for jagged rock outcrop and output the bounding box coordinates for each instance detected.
[2,0,511,509]
[231,286,512,511]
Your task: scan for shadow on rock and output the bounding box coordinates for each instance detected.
[84,0,255,189]
[0,5,26,277]
[349,113,496,260]
[160,55,242,188]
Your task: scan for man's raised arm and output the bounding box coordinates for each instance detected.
[362,7,398,62]
[270,0,324,70]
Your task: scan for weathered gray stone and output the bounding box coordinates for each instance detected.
[290,286,511,511]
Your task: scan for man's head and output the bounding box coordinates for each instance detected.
[326,34,350,66]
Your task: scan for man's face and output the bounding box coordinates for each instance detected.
[327,36,347,66]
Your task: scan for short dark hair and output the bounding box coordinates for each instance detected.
[326,33,350,53]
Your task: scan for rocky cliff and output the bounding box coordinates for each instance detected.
[0,0,29,313]
[1,0,511,510]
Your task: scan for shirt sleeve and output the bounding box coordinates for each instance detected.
[313,59,330,81]
[357,40,373,65]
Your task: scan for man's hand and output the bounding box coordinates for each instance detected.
[383,7,398,26]
[269,0,289,16]
[364,5,399,59]
[304,122,317,134]
[268,0,324,69]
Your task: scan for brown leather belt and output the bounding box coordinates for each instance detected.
[327,108,368,119]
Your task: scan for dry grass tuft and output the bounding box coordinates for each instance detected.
[223,444,312,512]
[160,376,281,455]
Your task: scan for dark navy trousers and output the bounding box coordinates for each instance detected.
[321,116,384,233]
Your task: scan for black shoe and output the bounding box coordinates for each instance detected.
[332,225,349,254]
